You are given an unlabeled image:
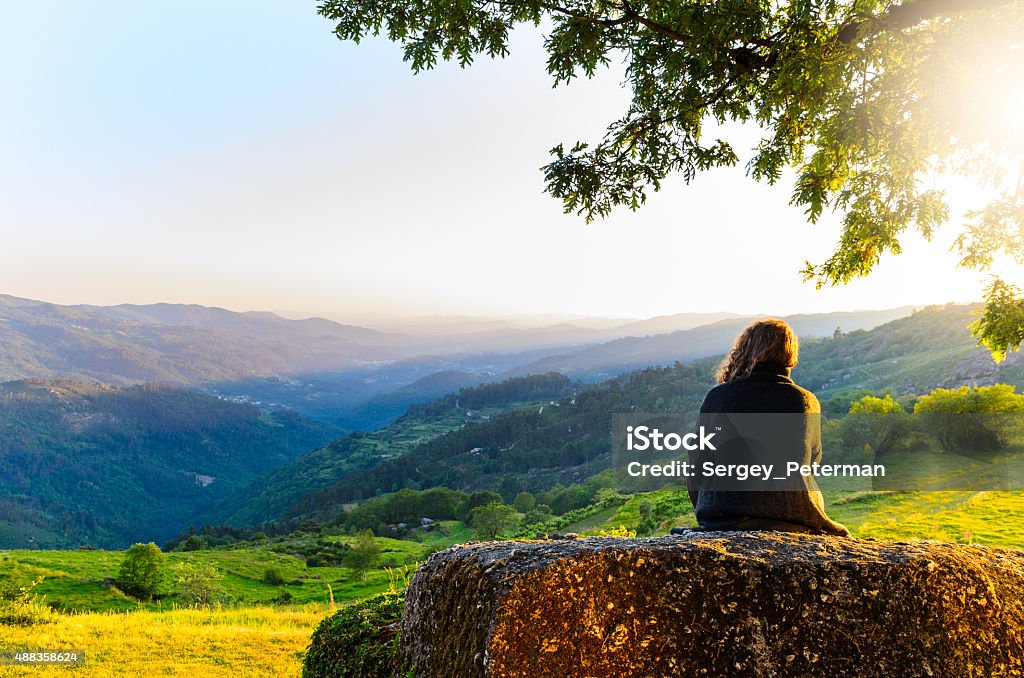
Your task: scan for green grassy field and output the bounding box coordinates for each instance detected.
[566,486,1024,550]
[0,525,474,676]
[826,490,1024,546]
[3,489,1023,676]
[3,488,1022,620]
[0,533,432,615]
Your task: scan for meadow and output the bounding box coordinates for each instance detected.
[0,530,435,676]
[572,487,1024,550]
[0,531,448,614]
[3,490,1023,675]
[0,604,325,677]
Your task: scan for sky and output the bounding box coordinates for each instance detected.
[0,1,999,321]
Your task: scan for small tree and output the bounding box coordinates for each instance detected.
[470,502,519,540]
[836,394,912,459]
[179,534,207,551]
[523,503,554,526]
[454,491,504,522]
[173,561,224,608]
[914,384,1024,455]
[118,542,165,600]
[345,530,381,582]
[513,492,536,513]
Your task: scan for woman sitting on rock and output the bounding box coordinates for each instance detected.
[677,318,850,536]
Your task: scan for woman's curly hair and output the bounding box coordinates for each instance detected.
[716,318,799,384]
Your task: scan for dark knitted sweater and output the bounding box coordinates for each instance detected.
[687,362,850,536]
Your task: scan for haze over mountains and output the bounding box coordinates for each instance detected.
[1,293,913,388]
[0,293,922,429]
[283,310,752,354]
[514,307,917,379]
[0,295,404,385]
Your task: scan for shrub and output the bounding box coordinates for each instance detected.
[523,504,554,525]
[303,591,405,678]
[263,568,286,586]
[597,525,637,538]
[0,576,55,627]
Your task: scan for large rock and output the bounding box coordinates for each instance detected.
[398,533,1024,676]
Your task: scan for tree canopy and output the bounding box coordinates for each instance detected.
[173,561,225,608]
[319,0,1024,358]
[470,501,520,539]
[345,529,382,581]
[118,542,165,600]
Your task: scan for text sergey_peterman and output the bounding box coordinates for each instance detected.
[623,425,886,480]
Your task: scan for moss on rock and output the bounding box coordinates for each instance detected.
[304,591,405,678]
[398,533,1024,677]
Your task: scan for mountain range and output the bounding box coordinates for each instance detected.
[0,295,404,385]
[0,294,917,428]
[510,307,916,379]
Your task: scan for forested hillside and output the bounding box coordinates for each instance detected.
[210,373,577,526]
[328,370,491,431]
[0,380,339,548]
[276,363,714,523]
[251,305,1019,527]
[801,305,1024,410]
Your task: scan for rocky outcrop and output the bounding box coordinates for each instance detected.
[398,532,1024,677]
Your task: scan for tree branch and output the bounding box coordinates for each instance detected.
[837,0,1017,44]
[621,1,692,43]
[545,4,631,28]
[492,0,780,71]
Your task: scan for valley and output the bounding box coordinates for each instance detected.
[4,298,1024,676]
